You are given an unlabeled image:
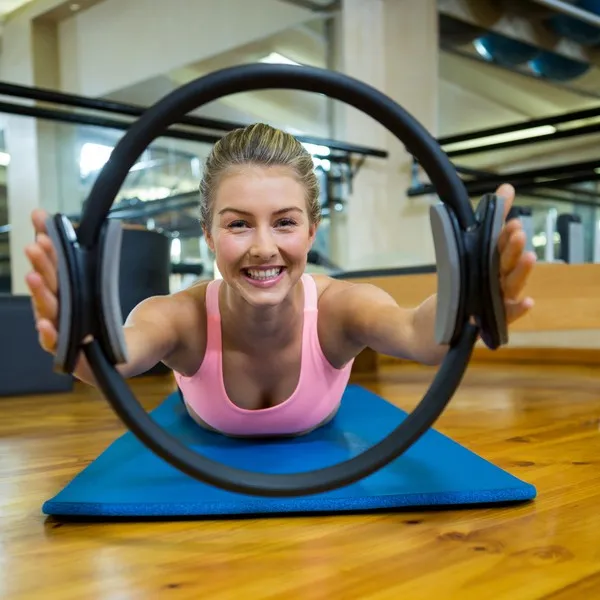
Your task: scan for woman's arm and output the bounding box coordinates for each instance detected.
[338,284,447,365]
[71,295,183,385]
[338,183,536,366]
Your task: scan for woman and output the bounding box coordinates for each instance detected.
[24,123,536,438]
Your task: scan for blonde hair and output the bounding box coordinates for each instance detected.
[199,123,321,230]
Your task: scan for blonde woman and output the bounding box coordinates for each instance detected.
[25,123,536,438]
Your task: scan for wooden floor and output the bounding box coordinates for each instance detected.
[2,362,600,599]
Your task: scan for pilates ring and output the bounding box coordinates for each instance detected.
[45,63,508,497]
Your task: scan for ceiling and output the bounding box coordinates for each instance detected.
[103,3,600,177]
[0,0,106,24]
[105,17,331,139]
[0,0,36,19]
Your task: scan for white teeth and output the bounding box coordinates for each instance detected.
[247,268,282,280]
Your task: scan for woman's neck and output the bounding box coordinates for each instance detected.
[219,279,304,352]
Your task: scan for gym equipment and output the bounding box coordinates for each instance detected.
[557,213,585,263]
[545,211,558,262]
[474,32,540,67]
[42,385,535,518]
[43,63,509,498]
[529,50,591,82]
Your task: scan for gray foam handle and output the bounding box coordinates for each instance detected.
[100,219,128,364]
[487,196,508,345]
[430,204,461,345]
[44,215,75,372]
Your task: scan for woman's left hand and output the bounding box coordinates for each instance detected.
[495,183,537,324]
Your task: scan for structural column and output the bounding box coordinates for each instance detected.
[3,16,81,295]
[329,0,440,271]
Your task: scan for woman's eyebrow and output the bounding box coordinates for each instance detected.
[218,207,303,216]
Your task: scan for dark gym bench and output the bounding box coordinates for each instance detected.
[0,226,173,396]
[0,294,74,396]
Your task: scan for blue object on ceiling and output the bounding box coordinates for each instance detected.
[529,50,591,81]
[474,31,541,67]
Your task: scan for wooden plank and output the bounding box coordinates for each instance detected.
[379,346,600,367]
[344,263,600,332]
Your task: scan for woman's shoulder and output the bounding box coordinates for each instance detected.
[137,279,210,336]
[170,279,211,317]
[309,273,371,366]
[310,273,356,304]
[310,273,396,328]
[310,273,394,301]
[139,280,211,376]
[310,273,357,330]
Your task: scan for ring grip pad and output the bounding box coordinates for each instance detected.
[430,204,467,346]
[431,194,509,350]
[96,220,128,365]
[44,215,83,374]
[475,194,508,350]
[44,215,128,373]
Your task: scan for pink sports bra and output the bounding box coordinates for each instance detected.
[173,274,354,437]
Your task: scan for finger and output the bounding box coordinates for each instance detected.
[24,242,58,295]
[500,228,527,276]
[35,232,58,271]
[502,251,536,299]
[31,208,49,237]
[24,243,57,296]
[25,271,58,324]
[36,318,58,354]
[497,218,522,255]
[25,273,42,322]
[505,297,534,324]
[29,286,58,328]
[496,183,515,221]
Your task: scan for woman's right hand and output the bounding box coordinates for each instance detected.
[24,208,59,355]
[23,209,184,384]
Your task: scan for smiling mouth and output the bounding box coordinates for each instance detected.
[242,267,285,281]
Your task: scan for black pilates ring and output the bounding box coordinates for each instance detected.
[65,63,487,497]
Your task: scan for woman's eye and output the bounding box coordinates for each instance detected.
[227,220,248,229]
[277,218,297,227]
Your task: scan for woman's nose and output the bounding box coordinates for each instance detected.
[250,227,277,259]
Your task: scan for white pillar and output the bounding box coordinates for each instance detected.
[3,18,81,294]
[330,0,439,270]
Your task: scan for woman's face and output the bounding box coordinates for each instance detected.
[204,165,317,308]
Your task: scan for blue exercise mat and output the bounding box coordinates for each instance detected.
[42,385,536,518]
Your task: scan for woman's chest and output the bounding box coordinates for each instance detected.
[220,341,303,411]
